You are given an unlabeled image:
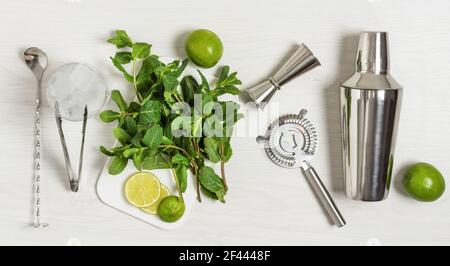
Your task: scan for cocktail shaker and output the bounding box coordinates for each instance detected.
[340,32,403,201]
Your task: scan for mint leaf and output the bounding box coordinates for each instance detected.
[111,145,131,153]
[123,148,140,158]
[204,138,232,163]
[203,115,223,138]
[212,66,242,97]
[218,65,230,82]
[108,156,128,175]
[197,70,210,93]
[113,52,132,64]
[100,110,121,123]
[124,117,137,136]
[111,90,127,112]
[204,138,221,163]
[128,102,141,113]
[180,76,197,104]
[221,141,233,162]
[200,186,219,200]
[107,30,133,48]
[142,153,171,170]
[130,132,143,147]
[137,55,161,85]
[142,125,163,150]
[132,151,143,170]
[113,128,131,144]
[198,166,226,202]
[111,56,133,82]
[100,146,115,157]
[175,164,188,192]
[161,136,173,145]
[172,59,189,78]
[132,42,151,59]
[171,153,190,166]
[162,73,179,93]
[192,116,202,138]
[139,100,161,125]
[219,101,243,137]
[171,116,192,137]
[211,86,241,97]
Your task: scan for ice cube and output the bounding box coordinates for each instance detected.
[47,63,108,121]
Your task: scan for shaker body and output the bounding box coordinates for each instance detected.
[340,31,403,201]
[340,86,402,201]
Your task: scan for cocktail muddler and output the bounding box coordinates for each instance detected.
[340,32,403,201]
[247,44,321,110]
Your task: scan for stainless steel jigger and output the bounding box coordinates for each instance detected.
[247,44,321,110]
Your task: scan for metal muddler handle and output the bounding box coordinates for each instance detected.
[246,44,321,110]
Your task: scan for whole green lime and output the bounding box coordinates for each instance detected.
[403,162,445,202]
[185,29,223,68]
[157,196,185,223]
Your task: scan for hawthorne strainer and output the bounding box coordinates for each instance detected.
[258,109,346,227]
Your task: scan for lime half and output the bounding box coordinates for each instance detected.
[141,184,171,215]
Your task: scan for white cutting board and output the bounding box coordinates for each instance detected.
[97,59,216,230]
[96,158,197,230]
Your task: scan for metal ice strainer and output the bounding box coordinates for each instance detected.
[258,109,346,227]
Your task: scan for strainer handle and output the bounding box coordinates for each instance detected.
[302,163,346,228]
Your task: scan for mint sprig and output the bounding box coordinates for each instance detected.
[100,30,243,203]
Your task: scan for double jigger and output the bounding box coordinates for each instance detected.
[246,44,321,110]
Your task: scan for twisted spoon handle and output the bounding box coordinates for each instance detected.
[34,82,48,228]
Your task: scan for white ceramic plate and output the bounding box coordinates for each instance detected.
[96,158,197,230]
[96,58,214,230]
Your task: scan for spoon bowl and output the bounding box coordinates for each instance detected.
[24,47,48,79]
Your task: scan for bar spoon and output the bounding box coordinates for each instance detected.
[24,47,49,228]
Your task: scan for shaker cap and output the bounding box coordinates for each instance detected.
[356,32,389,74]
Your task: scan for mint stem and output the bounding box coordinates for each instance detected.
[132,59,142,102]
[171,168,184,202]
[221,160,228,192]
[220,146,228,192]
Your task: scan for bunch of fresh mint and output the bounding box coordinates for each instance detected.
[100,30,243,203]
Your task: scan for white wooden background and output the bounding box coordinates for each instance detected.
[0,0,449,246]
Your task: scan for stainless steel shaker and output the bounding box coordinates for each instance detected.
[340,32,403,201]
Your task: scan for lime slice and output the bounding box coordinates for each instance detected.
[140,184,171,215]
[125,172,161,208]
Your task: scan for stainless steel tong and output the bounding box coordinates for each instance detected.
[54,102,88,192]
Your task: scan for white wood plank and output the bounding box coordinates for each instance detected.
[0,0,449,246]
